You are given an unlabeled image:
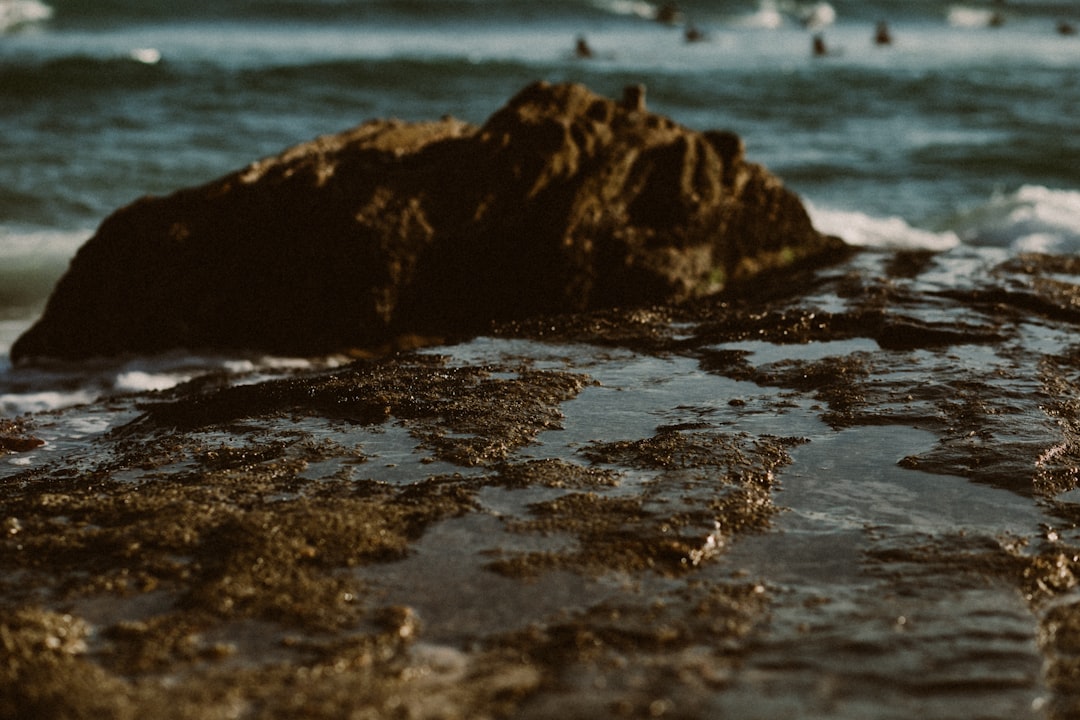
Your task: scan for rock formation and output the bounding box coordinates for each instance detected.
[12,81,847,361]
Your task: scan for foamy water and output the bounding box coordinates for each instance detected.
[0,0,52,33]
[809,186,1080,253]
[0,351,351,416]
[949,185,1080,254]
[806,205,961,252]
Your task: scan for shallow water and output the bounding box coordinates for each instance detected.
[9,246,1080,715]
[341,319,1055,717]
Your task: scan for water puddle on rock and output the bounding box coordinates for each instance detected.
[428,331,1063,717]
[11,248,1080,717]
[716,425,1049,719]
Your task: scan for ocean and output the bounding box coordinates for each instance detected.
[3,2,1080,715]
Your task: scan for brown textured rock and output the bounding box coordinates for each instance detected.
[12,81,846,361]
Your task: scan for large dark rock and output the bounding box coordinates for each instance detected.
[12,81,847,361]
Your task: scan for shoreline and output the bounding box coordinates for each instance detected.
[5,247,1080,717]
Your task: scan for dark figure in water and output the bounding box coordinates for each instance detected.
[812,33,828,57]
[988,12,1005,27]
[575,36,593,58]
[684,24,706,43]
[874,21,892,46]
[1058,20,1077,36]
[655,2,679,25]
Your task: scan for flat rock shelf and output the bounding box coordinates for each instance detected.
[5,247,1080,718]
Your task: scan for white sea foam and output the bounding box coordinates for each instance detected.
[947,186,1080,254]
[806,204,961,252]
[0,389,97,416]
[733,0,786,29]
[808,186,1080,255]
[598,0,657,21]
[797,1,836,30]
[65,415,113,438]
[114,370,186,393]
[0,0,52,33]
[0,320,32,364]
[0,351,350,417]
[733,0,835,30]
[946,6,998,28]
[129,47,162,65]
[0,227,91,353]
[0,225,88,261]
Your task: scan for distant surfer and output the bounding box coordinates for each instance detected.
[874,21,892,46]
[655,2,679,25]
[812,33,828,57]
[575,36,593,59]
[684,24,706,43]
[1057,20,1077,36]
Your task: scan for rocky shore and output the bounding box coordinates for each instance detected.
[6,245,1080,717]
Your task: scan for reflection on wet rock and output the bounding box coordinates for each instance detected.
[10,249,1080,716]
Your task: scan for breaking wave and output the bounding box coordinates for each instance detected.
[0,351,350,416]
[947,185,1080,254]
[0,0,52,33]
[807,204,961,252]
[809,185,1080,255]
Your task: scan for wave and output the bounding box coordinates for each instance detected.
[26,0,1080,34]
[944,2,1079,27]
[946,5,1001,28]
[0,225,85,262]
[809,185,1080,256]
[731,0,787,29]
[723,0,837,29]
[0,226,86,313]
[0,350,350,416]
[44,0,618,26]
[807,204,960,252]
[0,0,52,33]
[590,0,658,21]
[0,53,173,101]
[946,185,1080,254]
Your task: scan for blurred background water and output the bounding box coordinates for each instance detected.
[1,0,1078,408]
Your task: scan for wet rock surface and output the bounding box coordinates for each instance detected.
[9,248,1080,717]
[11,81,845,362]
